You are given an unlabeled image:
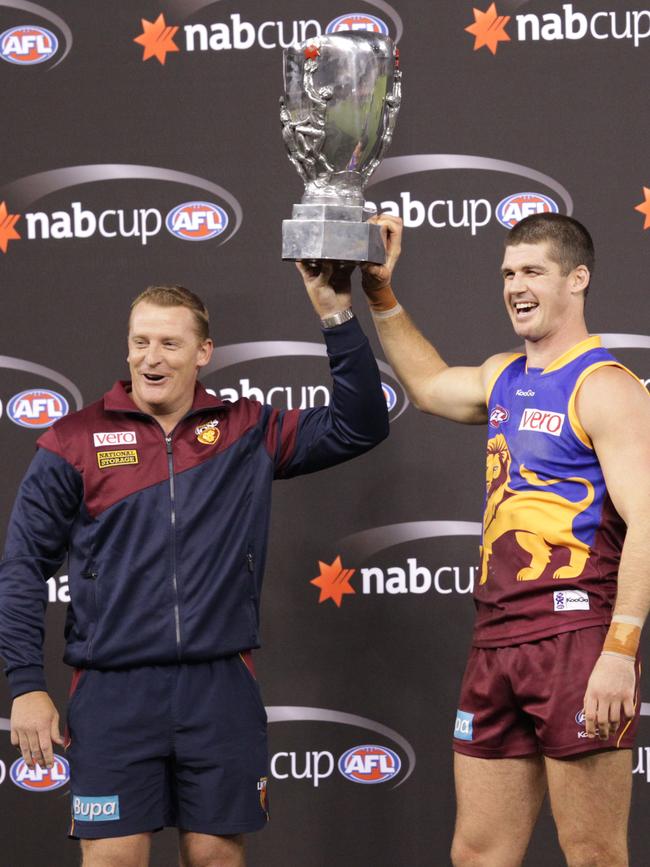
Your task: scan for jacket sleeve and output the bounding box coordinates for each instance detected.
[0,439,83,698]
[270,317,389,479]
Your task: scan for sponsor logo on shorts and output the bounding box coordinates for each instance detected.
[97,449,139,469]
[93,431,137,447]
[195,418,221,445]
[73,794,120,821]
[489,404,509,428]
[575,709,586,726]
[554,590,589,612]
[519,408,565,436]
[10,755,69,791]
[257,776,268,813]
[454,710,474,741]
[515,389,535,397]
[338,745,401,784]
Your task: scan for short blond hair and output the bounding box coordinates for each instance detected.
[130,285,210,341]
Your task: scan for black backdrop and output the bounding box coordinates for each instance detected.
[1,2,649,864]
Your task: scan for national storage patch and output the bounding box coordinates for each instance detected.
[97,449,138,469]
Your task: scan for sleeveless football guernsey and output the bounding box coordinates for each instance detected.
[473,336,639,647]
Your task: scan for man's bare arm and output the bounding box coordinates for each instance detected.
[577,366,650,739]
[361,214,510,424]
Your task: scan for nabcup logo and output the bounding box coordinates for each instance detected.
[367,156,572,236]
[0,26,57,64]
[496,192,559,228]
[10,755,69,791]
[165,201,228,241]
[8,389,68,428]
[134,4,402,65]
[326,13,389,34]
[338,745,401,784]
[0,164,242,254]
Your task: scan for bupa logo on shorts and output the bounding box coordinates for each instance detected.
[489,404,509,428]
[553,590,589,612]
[10,755,69,791]
[326,13,389,34]
[7,389,69,428]
[0,26,58,65]
[382,382,397,412]
[93,431,137,447]
[73,795,120,821]
[454,710,474,741]
[519,408,565,436]
[338,745,401,784]
[496,193,559,228]
[165,202,228,241]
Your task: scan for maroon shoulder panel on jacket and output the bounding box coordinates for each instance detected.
[36,381,266,518]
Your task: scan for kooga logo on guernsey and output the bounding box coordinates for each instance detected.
[0,165,242,254]
[0,0,73,68]
[465,2,650,55]
[133,2,402,64]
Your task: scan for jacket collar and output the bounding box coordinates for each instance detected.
[104,380,230,417]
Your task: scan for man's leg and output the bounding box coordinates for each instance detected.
[451,753,546,867]
[546,750,632,867]
[80,833,151,867]
[179,832,245,867]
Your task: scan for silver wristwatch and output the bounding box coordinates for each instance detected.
[320,308,354,329]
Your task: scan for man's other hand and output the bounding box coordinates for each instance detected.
[11,691,63,769]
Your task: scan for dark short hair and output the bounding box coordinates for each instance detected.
[130,285,210,341]
[506,213,595,279]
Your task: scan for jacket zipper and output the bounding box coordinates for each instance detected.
[166,434,182,657]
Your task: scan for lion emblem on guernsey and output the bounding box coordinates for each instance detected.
[479,434,594,585]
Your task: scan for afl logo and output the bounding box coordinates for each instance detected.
[165,202,228,241]
[382,382,397,412]
[8,389,69,428]
[338,745,401,784]
[326,13,389,35]
[496,193,559,228]
[10,754,70,791]
[0,26,58,65]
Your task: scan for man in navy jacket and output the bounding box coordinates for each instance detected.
[0,263,388,867]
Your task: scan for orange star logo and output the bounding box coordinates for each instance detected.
[634,187,650,229]
[0,201,21,253]
[134,13,180,65]
[465,3,511,55]
[311,556,356,607]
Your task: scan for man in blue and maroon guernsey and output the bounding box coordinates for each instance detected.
[0,265,388,867]
[360,212,650,867]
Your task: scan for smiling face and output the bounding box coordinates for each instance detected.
[127,301,213,425]
[501,241,589,346]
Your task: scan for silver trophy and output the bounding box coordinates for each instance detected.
[280,32,401,264]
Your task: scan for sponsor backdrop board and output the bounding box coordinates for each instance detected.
[1,1,649,864]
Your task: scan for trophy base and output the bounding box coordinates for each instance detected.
[282,203,385,264]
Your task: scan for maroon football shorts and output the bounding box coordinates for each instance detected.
[453,625,641,759]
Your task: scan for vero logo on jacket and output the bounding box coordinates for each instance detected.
[519,408,565,436]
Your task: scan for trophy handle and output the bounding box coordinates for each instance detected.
[362,49,402,186]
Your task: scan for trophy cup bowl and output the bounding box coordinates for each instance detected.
[280,31,401,264]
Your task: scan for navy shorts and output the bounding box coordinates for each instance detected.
[66,654,269,839]
[453,626,642,759]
